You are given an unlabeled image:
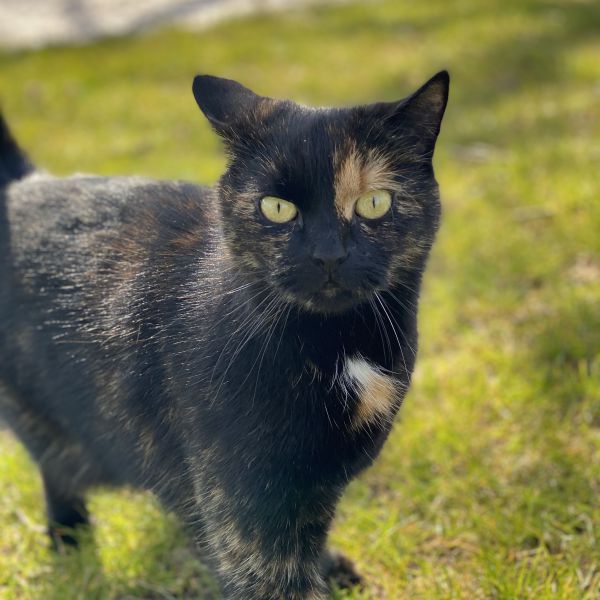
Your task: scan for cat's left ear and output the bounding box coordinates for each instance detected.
[192,75,267,140]
[382,70,450,159]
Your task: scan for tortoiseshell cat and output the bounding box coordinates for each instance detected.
[0,71,449,599]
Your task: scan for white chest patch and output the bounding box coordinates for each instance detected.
[341,356,399,430]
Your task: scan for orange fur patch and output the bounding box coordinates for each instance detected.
[333,147,418,220]
[343,357,398,430]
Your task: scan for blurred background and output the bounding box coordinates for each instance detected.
[0,0,598,598]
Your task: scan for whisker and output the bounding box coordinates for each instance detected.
[390,279,420,300]
[369,296,392,364]
[378,292,418,358]
[248,298,290,406]
[207,289,278,396]
[211,292,283,402]
[375,291,409,376]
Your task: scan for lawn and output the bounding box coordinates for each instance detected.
[0,0,599,598]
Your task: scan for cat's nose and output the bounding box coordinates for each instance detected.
[311,245,348,273]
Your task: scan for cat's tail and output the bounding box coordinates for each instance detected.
[0,111,34,187]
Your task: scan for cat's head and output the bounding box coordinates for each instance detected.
[192,72,449,314]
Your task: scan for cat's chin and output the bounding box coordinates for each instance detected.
[299,288,367,315]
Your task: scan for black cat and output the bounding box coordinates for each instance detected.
[0,71,449,599]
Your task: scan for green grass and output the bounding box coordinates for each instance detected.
[1,0,599,597]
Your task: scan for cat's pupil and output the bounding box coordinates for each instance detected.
[277,202,281,212]
[372,196,376,208]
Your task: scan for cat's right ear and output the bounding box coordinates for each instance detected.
[192,75,264,139]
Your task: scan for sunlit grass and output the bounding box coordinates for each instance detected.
[1,0,599,598]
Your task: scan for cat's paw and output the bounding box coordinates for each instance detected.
[322,550,363,590]
[48,525,81,552]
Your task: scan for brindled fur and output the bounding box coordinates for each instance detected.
[0,71,449,599]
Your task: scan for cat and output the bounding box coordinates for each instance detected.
[0,70,449,599]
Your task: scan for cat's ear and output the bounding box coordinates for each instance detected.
[192,75,265,139]
[382,70,450,159]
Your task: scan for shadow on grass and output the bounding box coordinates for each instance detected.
[44,530,106,600]
[31,493,221,600]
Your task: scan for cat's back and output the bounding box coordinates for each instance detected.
[2,173,215,282]
[0,172,217,358]
[2,172,214,256]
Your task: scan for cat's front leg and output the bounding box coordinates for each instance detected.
[191,482,332,599]
[207,520,328,600]
[321,549,362,591]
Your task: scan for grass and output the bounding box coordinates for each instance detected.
[0,0,599,597]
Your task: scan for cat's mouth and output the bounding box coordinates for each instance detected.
[276,275,374,314]
[304,282,366,314]
[321,281,343,297]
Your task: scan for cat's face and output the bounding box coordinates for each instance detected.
[193,73,449,314]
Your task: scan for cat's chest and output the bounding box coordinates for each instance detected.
[337,355,402,430]
[207,339,402,435]
[259,352,405,482]
[198,305,409,436]
[300,354,403,433]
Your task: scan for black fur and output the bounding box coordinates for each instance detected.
[0,113,34,185]
[0,72,449,599]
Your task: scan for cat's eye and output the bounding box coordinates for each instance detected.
[260,196,298,224]
[355,190,392,220]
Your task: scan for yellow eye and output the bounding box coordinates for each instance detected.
[260,196,298,223]
[355,190,392,220]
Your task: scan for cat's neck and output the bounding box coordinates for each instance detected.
[214,271,422,380]
[293,286,419,376]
